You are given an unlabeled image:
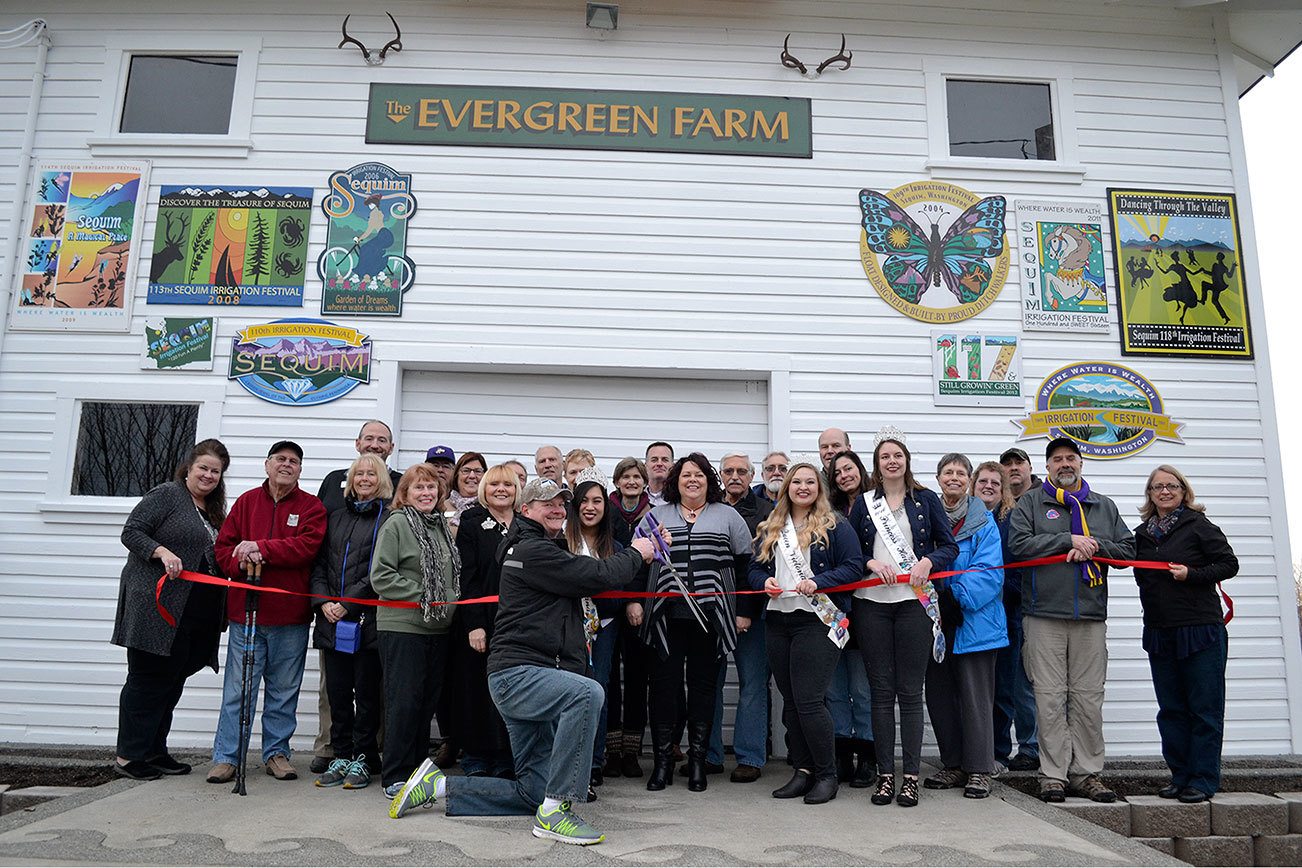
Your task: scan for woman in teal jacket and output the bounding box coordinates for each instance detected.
[923,454,1007,799]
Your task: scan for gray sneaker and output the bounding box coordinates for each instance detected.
[382,782,403,799]
[532,801,604,845]
[342,756,371,790]
[389,758,444,819]
[315,758,351,787]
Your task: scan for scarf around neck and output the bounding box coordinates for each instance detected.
[400,506,462,624]
[1042,478,1102,588]
[611,489,651,526]
[943,495,968,530]
[1145,505,1183,542]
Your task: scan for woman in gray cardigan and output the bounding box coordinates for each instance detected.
[112,439,229,780]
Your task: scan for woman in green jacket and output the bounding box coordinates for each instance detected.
[372,463,461,798]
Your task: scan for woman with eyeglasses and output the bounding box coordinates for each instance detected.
[1133,465,1238,804]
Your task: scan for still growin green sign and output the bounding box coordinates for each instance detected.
[366,83,812,158]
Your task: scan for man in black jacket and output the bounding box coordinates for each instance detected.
[390,477,656,846]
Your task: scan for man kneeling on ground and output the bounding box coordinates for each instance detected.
[389,477,658,845]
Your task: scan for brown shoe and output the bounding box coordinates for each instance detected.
[730,764,762,783]
[264,755,297,781]
[206,762,236,784]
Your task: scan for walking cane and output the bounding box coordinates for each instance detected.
[232,561,261,795]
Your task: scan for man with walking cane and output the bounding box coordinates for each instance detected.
[207,441,326,786]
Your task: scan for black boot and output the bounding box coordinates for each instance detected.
[835,737,854,783]
[646,728,674,791]
[686,720,710,792]
[771,769,813,799]
[850,739,876,788]
[804,775,839,805]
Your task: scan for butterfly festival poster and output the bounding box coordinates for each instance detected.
[1106,188,1253,359]
[1013,199,1109,333]
[858,180,1009,323]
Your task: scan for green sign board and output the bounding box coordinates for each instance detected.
[366,83,812,158]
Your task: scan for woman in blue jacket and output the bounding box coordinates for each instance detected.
[750,463,864,805]
[846,428,958,807]
[923,454,1007,799]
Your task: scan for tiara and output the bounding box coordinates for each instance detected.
[873,425,907,448]
[788,451,821,468]
[573,465,609,492]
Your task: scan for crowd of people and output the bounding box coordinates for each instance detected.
[110,421,1239,846]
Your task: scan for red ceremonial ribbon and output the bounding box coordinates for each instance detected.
[156,554,1232,627]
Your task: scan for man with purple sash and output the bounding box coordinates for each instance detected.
[1008,437,1135,805]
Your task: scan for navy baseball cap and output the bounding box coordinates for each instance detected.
[425,445,455,463]
[267,440,303,460]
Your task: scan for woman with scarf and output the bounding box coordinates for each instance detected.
[563,467,627,792]
[1134,465,1238,804]
[750,463,863,805]
[309,453,393,789]
[922,454,1007,799]
[846,427,958,808]
[454,464,521,780]
[447,452,487,533]
[630,453,753,793]
[371,463,461,799]
[608,456,653,776]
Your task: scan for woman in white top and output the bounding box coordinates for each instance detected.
[845,428,959,808]
[749,463,864,805]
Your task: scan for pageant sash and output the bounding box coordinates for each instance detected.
[777,518,849,648]
[866,493,946,663]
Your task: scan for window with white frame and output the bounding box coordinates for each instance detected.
[923,60,1082,178]
[90,36,260,155]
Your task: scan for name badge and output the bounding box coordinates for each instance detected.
[287,514,300,527]
[340,479,347,489]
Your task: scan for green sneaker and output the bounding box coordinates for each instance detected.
[314,758,351,788]
[341,756,371,790]
[389,758,443,819]
[531,801,605,845]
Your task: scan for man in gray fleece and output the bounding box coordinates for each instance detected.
[1009,437,1135,805]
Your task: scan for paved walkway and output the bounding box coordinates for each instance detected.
[0,762,1179,866]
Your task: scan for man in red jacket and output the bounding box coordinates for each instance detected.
[206,441,326,784]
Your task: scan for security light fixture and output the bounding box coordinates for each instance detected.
[586,2,619,31]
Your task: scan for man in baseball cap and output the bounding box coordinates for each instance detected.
[390,462,657,845]
[425,445,456,491]
[999,447,1039,500]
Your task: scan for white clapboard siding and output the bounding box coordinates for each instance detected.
[0,0,1294,755]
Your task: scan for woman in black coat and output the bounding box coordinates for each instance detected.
[1134,465,1238,804]
[112,439,230,780]
[309,453,392,788]
[454,463,521,779]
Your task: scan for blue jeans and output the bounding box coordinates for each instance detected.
[709,616,769,767]
[590,620,620,770]
[993,601,1038,762]
[445,664,603,816]
[1149,626,1227,796]
[212,621,309,765]
[826,651,872,739]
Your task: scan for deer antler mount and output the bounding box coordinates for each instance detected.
[780,34,852,78]
[339,12,403,66]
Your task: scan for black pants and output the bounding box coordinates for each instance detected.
[379,630,447,787]
[854,597,932,776]
[117,622,215,760]
[767,609,841,780]
[617,625,651,737]
[648,620,719,737]
[322,646,383,764]
[926,648,999,774]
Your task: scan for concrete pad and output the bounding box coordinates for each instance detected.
[1173,835,1253,867]
[1254,833,1302,867]
[1128,794,1211,838]
[1052,797,1131,836]
[1210,791,1288,836]
[0,770,1171,866]
[1275,792,1302,833]
[1135,837,1175,856]
[0,787,85,815]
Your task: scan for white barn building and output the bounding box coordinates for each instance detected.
[0,0,1299,758]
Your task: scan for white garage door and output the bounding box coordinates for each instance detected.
[399,369,769,475]
[400,367,770,751]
